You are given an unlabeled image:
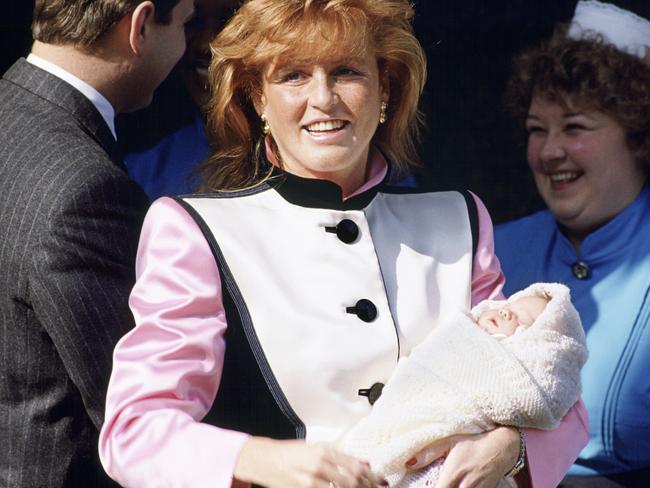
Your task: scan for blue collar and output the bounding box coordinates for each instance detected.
[554,181,650,263]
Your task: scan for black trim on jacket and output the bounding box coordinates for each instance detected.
[174,197,305,441]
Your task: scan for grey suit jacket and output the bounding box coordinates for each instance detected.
[0,59,149,488]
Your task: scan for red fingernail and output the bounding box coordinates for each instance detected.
[406,458,417,466]
[380,481,389,487]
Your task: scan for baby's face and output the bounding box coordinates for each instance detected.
[477,295,549,337]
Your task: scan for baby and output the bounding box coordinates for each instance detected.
[475,293,549,338]
[339,283,587,488]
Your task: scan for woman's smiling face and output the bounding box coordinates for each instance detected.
[257,48,388,195]
[525,95,646,246]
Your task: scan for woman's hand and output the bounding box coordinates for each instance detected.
[234,437,387,488]
[405,426,521,488]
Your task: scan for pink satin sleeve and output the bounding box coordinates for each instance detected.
[525,400,589,487]
[98,197,249,488]
[470,192,589,487]
[469,191,506,305]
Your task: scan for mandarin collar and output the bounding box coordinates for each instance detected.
[554,180,650,262]
[269,168,391,210]
[261,142,392,210]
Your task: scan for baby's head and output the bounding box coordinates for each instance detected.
[477,294,550,337]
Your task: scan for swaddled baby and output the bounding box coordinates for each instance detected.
[339,283,588,487]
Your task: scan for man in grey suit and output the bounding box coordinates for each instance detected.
[0,0,195,486]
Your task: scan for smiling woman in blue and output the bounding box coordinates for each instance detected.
[497,2,650,486]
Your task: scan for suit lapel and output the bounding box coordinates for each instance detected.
[3,58,125,171]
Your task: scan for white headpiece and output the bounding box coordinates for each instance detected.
[568,0,650,59]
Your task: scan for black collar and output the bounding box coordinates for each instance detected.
[268,167,390,211]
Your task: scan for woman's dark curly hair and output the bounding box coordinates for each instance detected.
[504,26,650,167]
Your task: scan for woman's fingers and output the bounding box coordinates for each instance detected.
[435,427,519,488]
[235,437,386,488]
[405,435,455,470]
[403,428,519,487]
[326,449,387,488]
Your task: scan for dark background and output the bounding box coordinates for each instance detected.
[412,1,575,222]
[0,1,577,223]
[1,2,34,75]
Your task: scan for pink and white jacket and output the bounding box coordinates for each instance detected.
[99,153,588,488]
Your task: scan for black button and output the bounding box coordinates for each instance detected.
[359,382,385,405]
[572,261,590,280]
[325,219,359,244]
[346,299,377,322]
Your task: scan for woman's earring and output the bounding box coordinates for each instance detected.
[379,102,388,124]
[261,114,271,135]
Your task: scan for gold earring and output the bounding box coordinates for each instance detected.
[379,101,388,124]
[261,114,270,135]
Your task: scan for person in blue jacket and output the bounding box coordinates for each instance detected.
[496,2,650,487]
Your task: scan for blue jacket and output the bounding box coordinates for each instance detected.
[495,183,650,476]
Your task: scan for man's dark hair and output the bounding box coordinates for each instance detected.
[32,0,182,47]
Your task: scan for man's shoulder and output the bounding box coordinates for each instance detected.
[0,115,121,188]
[0,74,92,150]
[1,59,117,165]
[0,98,146,225]
[0,74,54,124]
[0,78,124,187]
[0,60,56,114]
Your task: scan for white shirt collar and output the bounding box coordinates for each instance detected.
[26,53,117,139]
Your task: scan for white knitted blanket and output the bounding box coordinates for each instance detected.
[339,283,587,487]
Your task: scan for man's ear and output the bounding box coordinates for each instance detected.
[128,1,156,56]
